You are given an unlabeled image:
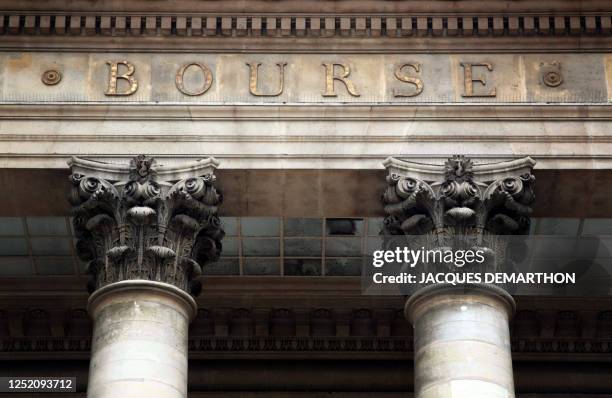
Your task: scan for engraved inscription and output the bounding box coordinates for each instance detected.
[460,62,496,97]
[322,63,360,97]
[247,62,287,97]
[393,63,424,97]
[175,62,213,96]
[6,53,607,103]
[104,61,138,96]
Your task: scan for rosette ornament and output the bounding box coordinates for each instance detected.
[68,155,224,296]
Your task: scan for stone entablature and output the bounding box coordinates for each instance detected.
[68,155,224,296]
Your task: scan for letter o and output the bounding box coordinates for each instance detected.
[175,62,213,96]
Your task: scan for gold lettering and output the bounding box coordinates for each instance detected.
[104,61,138,96]
[461,62,496,97]
[393,63,424,97]
[175,63,213,96]
[246,62,286,96]
[322,63,360,97]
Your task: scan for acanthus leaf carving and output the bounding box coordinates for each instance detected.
[69,155,224,296]
[382,155,535,274]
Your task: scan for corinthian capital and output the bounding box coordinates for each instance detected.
[382,156,536,269]
[68,155,224,296]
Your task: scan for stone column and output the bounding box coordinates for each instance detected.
[68,155,224,398]
[382,155,536,398]
[406,285,515,398]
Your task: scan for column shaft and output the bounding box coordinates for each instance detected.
[406,285,515,398]
[87,281,196,398]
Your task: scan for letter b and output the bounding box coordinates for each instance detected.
[105,61,138,96]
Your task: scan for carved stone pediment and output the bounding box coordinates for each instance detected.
[68,155,224,296]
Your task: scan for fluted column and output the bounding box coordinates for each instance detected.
[382,155,536,398]
[68,155,224,398]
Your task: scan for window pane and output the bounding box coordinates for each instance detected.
[582,219,612,235]
[0,217,24,236]
[575,237,612,259]
[536,218,580,236]
[241,217,280,236]
[220,217,239,236]
[223,237,239,256]
[285,259,321,276]
[244,258,280,275]
[30,237,72,256]
[367,218,384,236]
[203,258,239,275]
[366,237,384,256]
[242,238,280,256]
[326,218,364,236]
[27,217,68,236]
[284,239,321,257]
[532,237,576,258]
[0,238,28,255]
[34,257,75,275]
[326,258,362,276]
[0,257,32,275]
[284,218,322,237]
[326,237,362,257]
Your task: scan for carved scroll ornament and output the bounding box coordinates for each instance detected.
[382,155,535,270]
[69,155,224,296]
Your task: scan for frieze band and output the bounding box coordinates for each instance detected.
[5,52,610,104]
[1,307,610,356]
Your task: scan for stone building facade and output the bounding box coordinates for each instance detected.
[1,0,612,397]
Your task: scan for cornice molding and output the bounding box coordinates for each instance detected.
[1,103,611,121]
[4,0,612,14]
[2,36,612,53]
[2,104,612,170]
[0,11,611,41]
